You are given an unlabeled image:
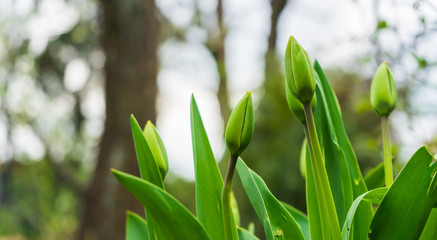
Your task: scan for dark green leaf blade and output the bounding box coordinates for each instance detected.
[314,61,374,240]
[341,188,388,240]
[112,169,210,240]
[370,147,437,240]
[281,202,310,240]
[313,82,354,226]
[419,208,437,240]
[130,115,165,239]
[130,115,163,188]
[190,95,226,240]
[236,158,305,240]
[126,211,149,240]
[313,61,368,195]
[304,145,323,240]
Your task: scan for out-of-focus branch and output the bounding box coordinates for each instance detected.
[204,0,231,123]
[215,0,231,122]
[267,0,287,54]
[264,0,287,90]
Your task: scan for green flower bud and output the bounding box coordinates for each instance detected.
[285,79,316,124]
[370,62,397,116]
[284,36,316,103]
[225,92,254,156]
[144,121,169,178]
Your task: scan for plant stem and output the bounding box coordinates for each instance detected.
[303,124,331,240]
[381,116,393,187]
[304,102,341,240]
[222,154,238,240]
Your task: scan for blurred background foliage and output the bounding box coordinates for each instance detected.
[1,0,437,239]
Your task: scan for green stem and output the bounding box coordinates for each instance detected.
[303,125,331,240]
[222,154,238,240]
[304,102,341,240]
[381,116,393,187]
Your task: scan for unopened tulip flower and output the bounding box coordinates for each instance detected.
[370,62,397,117]
[284,36,316,103]
[225,92,254,156]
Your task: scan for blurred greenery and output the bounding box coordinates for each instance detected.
[0,160,77,239]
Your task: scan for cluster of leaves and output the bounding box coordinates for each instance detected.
[112,40,437,239]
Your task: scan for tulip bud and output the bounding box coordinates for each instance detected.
[225,92,254,156]
[285,79,316,124]
[144,121,168,178]
[285,36,316,103]
[370,62,397,116]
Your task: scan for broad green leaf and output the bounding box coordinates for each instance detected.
[112,169,210,240]
[130,115,163,188]
[190,96,227,240]
[236,158,305,240]
[281,201,310,240]
[126,211,149,240]
[370,147,437,240]
[238,228,260,240]
[314,61,373,240]
[419,208,437,240]
[364,163,385,190]
[303,141,322,240]
[130,115,165,239]
[313,81,354,226]
[341,188,388,240]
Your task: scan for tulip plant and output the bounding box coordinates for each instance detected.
[112,36,437,240]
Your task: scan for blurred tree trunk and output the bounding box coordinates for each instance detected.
[213,0,230,123]
[77,0,159,239]
[204,0,230,123]
[265,0,286,88]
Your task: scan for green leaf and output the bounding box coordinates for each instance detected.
[144,121,169,179]
[112,169,210,240]
[238,228,260,240]
[190,96,226,240]
[304,144,323,240]
[130,115,164,188]
[130,115,165,239]
[313,79,354,226]
[341,188,388,240]
[126,211,149,240]
[370,147,437,240]
[231,192,241,226]
[364,163,385,190]
[236,158,305,240]
[281,202,310,240]
[225,91,254,156]
[314,61,373,240]
[419,208,437,240]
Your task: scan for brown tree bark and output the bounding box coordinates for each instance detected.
[77,0,159,239]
